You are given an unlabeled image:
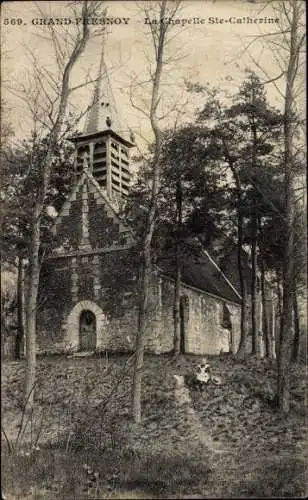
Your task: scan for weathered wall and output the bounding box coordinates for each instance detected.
[37,248,140,353]
[37,170,171,354]
[37,248,169,354]
[37,256,240,356]
[55,179,124,252]
[37,171,241,355]
[160,278,241,355]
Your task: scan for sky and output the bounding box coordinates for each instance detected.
[1,0,305,151]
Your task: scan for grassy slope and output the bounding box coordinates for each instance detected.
[1,353,307,499]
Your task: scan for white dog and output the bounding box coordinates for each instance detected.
[196,359,211,385]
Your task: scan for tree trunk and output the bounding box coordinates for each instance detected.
[276,273,282,319]
[173,180,183,356]
[250,86,260,358]
[173,248,181,356]
[275,273,282,360]
[291,282,300,362]
[277,0,300,414]
[22,3,92,409]
[24,209,41,409]
[251,218,260,357]
[277,205,294,414]
[132,0,168,423]
[220,134,249,359]
[132,255,150,423]
[237,272,249,359]
[15,253,24,360]
[260,256,271,358]
[234,185,248,359]
[221,144,248,359]
[132,169,161,424]
[132,178,161,423]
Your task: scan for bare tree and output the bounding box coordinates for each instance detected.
[173,179,183,356]
[241,0,305,411]
[222,146,249,360]
[4,1,107,410]
[131,0,181,423]
[251,0,305,412]
[277,0,305,413]
[249,85,261,359]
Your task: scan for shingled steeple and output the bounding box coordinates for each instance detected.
[71,44,134,200]
[85,46,125,137]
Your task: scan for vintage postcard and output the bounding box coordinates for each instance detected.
[1,1,306,499]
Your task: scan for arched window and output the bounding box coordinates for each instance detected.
[221,303,232,330]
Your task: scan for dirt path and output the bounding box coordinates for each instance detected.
[173,375,235,455]
[173,376,243,498]
[174,374,308,498]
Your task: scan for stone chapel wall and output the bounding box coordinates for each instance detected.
[159,278,241,355]
[37,253,241,355]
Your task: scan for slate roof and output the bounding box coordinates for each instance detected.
[70,129,134,148]
[51,165,241,304]
[219,250,252,292]
[83,48,131,143]
[157,239,242,305]
[206,232,253,291]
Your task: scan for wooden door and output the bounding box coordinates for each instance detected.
[79,310,96,351]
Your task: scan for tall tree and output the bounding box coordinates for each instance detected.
[1,134,75,359]
[173,178,183,356]
[131,76,284,363]
[159,126,227,355]
[126,124,227,357]
[227,72,284,358]
[193,77,283,359]
[291,203,306,361]
[186,86,252,358]
[4,1,107,409]
[131,0,182,423]
[239,0,305,410]
[273,0,305,413]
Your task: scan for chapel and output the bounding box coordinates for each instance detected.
[36,50,248,356]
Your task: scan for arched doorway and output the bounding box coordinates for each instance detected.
[79,310,97,351]
[65,300,106,351]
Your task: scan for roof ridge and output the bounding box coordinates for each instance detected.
[198,243,242,300]
[157,266,241,306]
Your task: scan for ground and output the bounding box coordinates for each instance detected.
[1,353,307,499]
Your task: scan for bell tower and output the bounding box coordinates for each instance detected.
[71,46,134,199]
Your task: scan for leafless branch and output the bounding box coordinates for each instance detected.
[262,71,286,85]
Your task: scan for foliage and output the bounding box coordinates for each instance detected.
[2,354,306,498]
[126,72,289,276]
[125,124,229,261]
[1,132,75,262]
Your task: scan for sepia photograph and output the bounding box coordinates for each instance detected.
[1,0,307,498]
